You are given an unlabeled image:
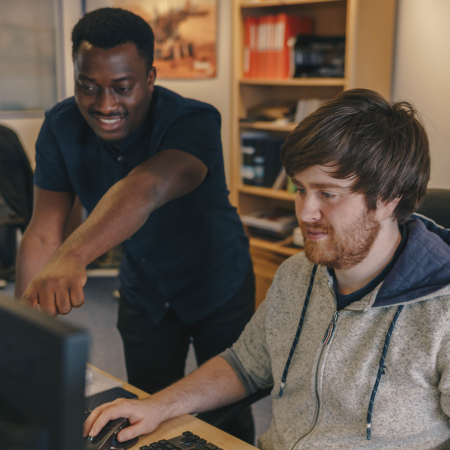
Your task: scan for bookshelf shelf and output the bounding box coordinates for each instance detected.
[249,237,301,257]
[241,0,343,8]
[240,121,297,132]
[239,78,346,87]
[231,0,396,306]
[239,185,297,201]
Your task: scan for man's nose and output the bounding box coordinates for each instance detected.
[95,89,119,114]
[296,193,322,223]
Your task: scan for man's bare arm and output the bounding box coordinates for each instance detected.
[84,356,247,443]
[22,149,208,316]
[14,188,75,299]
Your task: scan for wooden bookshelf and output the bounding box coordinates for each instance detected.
[239,78,347,86]
[241,0,344,8]
[239,185,297,201]
[250,237,300,257]
[231,0,397,306]
[240,121,297,132]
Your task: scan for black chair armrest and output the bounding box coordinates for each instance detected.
[196,385,273,429]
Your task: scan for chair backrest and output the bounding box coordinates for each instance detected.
[416,188,450,229]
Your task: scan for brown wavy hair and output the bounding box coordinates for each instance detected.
[281,89,430,223]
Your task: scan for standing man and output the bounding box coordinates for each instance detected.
[15,8,254,442]
[86,89,450,449]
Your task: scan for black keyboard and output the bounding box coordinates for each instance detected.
[140,431,224,450]
[84,387,138,420]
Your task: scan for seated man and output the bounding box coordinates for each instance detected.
[84,89,450,449]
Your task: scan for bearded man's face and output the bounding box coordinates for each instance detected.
[293,165,382,270]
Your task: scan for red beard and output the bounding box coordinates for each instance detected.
[300,211,381,270]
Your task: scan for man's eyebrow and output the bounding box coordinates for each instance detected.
[77,75,134,82]
[310,182,349,190]
[78,75,96,82]
[112,76,134,82]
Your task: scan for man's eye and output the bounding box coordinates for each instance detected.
[295,187,305,194]
[116,86,132,93]
[80,85,98,93]
[322,192,336,199]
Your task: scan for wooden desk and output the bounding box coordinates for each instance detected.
[91,366,257,450]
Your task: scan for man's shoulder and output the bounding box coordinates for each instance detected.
[270,252,321,296]
[153,86,220,120]
[44,97,83,130]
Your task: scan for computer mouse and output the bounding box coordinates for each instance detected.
[85,417,138,450]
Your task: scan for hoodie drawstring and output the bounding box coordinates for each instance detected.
[278,266,404,442]
[366,305,404,440]
[279,265,318,397]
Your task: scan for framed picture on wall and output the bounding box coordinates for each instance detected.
[86,0,218,79]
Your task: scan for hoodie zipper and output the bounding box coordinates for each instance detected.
[292,310,342,450]
[323,311,339,345]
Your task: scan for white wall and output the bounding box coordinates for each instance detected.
[392,0,450,189]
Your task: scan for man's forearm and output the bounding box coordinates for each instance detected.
[14,232,62,298]
[57,173,158,266]
[85,356,248,440]
[152,356,247,418]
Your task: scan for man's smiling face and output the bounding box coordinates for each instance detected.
[74,41,155,143]
[293,165,382,270]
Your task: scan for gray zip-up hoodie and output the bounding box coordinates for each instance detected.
[222,216,450,449]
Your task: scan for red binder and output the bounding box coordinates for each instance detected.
[243,16,258,78]
[274,14,313,79]
[266,15,277,79]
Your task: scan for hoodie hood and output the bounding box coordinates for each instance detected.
[374,215,450,307]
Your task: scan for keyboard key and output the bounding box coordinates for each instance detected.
[196,439,207,445]
[191,435,200,441]
[166,444,176,449]
[159,440,169,445]
[204,444,218,450]
[182,431,193,436]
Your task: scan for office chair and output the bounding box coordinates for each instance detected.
[416,188,450,229]
[0,125,34,283]
[0,196,27,282]
[197,189,450,437]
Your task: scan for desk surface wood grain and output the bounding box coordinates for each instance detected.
[90,365,257,450]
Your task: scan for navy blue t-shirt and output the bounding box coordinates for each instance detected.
[34,86,251,325]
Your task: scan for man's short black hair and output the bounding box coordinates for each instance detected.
[72,7,154,72]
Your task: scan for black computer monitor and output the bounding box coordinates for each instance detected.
[0,292,90,450]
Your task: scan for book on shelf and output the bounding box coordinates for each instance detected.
[241,131,284,188]
[293,36,346,78]
[241,210,297,239]
[243,14,313,79]
[272,167,287,190]
[294,98,329,123]
[243,16,258,78]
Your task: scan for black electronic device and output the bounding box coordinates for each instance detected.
[84,386,139,449]
[139,430,225,450]
[85,387,138,414]
[85,417,138,450]
[0,292,90,450]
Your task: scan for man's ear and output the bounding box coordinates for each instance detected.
[375,196,402,222]
[148,66,156,92]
